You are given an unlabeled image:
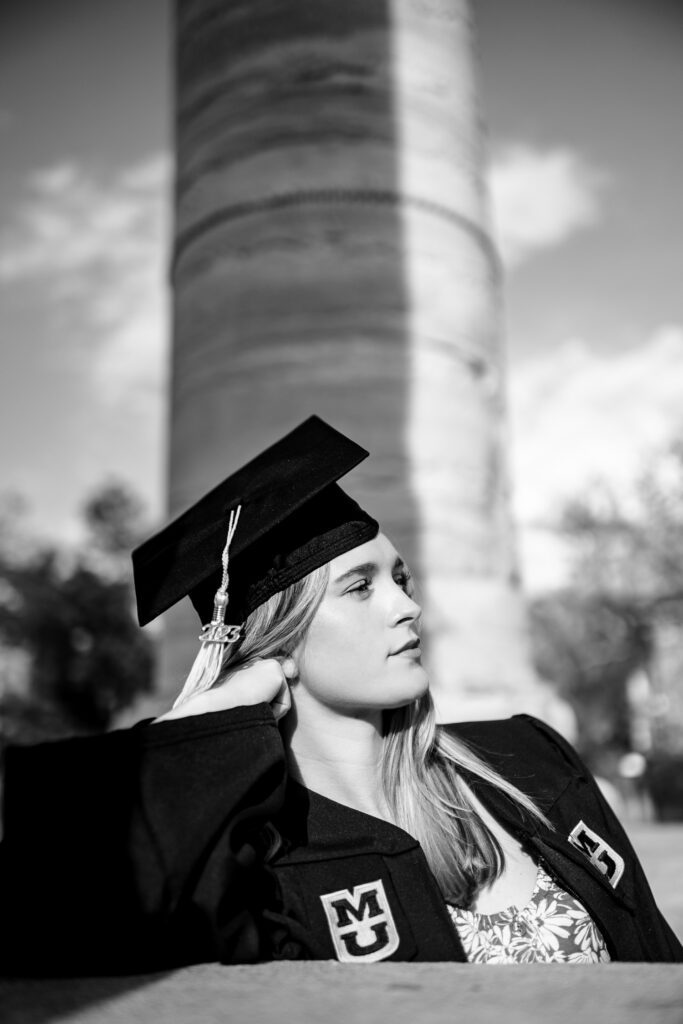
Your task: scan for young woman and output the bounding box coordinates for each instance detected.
[1,417,681,974]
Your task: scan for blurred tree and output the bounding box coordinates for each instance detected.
[560,439,683,612]
[0,482,154,746]
[535,437,683,766]
[83,482,147,566]
[529,591,652,773]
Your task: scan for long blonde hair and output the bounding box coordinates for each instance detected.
[213,563,549,908]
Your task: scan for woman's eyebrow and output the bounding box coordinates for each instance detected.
[333,561,378,584]
[333,557,406,585]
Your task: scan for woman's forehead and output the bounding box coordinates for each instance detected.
[328,532,402,575]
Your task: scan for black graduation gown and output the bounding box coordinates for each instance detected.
[1,707,681,974]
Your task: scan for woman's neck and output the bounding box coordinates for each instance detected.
[281,698,393,823]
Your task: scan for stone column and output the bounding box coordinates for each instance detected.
[162,0,553,724]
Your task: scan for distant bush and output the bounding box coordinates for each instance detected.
[0,481,155,746]
[646,755,683,822]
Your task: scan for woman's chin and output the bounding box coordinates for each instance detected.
[385,666,430,706]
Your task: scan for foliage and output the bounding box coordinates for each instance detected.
[645,754,683,822]
[536,437,683,769]
[0,482,154,744]
[559,439,683,613]
[529,591,651,770]
[82,482,147,564]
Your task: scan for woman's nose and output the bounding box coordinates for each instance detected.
[392,591,422,628]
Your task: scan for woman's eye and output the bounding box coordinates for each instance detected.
[395,572,413,592]
[347,578,372,595]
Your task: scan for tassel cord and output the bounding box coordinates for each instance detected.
[171,505,242,710]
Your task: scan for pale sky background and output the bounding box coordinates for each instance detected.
[1,0,682,592]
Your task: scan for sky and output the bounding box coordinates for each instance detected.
[1,0,682,591]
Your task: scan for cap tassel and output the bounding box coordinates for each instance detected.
[172,505,242,709]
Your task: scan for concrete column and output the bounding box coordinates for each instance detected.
[387,5,552,721]
[161,0,554,724]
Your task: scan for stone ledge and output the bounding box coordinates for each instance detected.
[4,962,683,1024]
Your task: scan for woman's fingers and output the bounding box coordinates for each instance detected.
[228,657,294,717]
[269,656,296,720]
[281,657,297,680]
[230,658,278,700]
[270,675,292,721]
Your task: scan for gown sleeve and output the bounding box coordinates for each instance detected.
[0,704,287,975]
[517,714,683,962]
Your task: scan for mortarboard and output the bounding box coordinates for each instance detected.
[132,415,379,631]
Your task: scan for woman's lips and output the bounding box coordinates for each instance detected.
[390,639,421,658]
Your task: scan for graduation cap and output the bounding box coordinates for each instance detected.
[132,415,378,705]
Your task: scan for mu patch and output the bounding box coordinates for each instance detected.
[568,820,625,888]
[320,878,400,963]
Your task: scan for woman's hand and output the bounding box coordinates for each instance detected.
[154,657,297,723]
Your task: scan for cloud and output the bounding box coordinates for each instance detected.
[508,326,683,589]
[488,145,606,268]
[0,154,171,403]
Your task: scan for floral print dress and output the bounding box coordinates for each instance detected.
[447,863,612,963]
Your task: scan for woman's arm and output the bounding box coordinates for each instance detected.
[0,701,286,975]
[154,656,295,723]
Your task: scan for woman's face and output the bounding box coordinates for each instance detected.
[292,532,427,714]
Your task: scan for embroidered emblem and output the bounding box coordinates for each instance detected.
[568,820,625,888]
[320,879,400,963]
